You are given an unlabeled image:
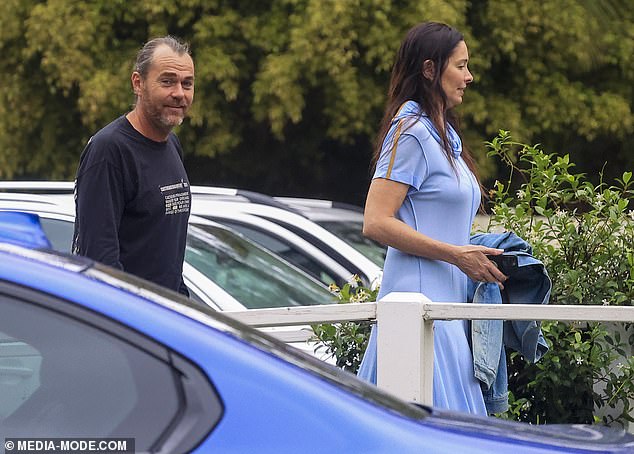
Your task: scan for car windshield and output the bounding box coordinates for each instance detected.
[207,220,342,287]
[317,220,386,266]
[186,225,335,309]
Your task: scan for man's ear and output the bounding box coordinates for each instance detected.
[422,60,435,80]
[131,72,142,96]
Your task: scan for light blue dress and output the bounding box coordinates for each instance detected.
[357,100,487,415]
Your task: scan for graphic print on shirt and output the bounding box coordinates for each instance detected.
[161,179,190,215]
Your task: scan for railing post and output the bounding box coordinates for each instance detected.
[376,292,434,405]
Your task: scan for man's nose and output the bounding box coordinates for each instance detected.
[171,82,185,98]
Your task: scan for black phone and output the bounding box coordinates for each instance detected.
[487,253,518,275]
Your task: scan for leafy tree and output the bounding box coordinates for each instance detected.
[467,0,634,182]
[1,0,633,204]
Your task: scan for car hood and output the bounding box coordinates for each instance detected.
[421,406,634,452]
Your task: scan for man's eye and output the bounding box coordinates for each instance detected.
[182,80,194,89]
[160,79,175,86]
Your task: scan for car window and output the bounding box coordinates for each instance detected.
[317,220,386,267]
[38,218,74,252]
[186,225,335,309]
[0,295,182,448]
[214,220,341,286]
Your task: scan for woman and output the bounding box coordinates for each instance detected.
[357,22,507,415]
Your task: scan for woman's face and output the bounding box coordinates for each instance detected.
[441,40,473,109]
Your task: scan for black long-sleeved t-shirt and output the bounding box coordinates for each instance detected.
[73,115,191,295]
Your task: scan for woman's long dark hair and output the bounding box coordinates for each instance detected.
[373,22,480,187]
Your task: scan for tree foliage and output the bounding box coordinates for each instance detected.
[1,0,633,203]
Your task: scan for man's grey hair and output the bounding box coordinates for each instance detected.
[134,36,190,78]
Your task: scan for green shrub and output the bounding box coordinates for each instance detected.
[311,276,377,372]
[487,130,634,426]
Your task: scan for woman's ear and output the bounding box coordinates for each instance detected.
[422,60,435,80]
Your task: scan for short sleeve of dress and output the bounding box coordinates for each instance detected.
[373,131,428,190]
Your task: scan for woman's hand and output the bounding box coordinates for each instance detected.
[451,245,508,287]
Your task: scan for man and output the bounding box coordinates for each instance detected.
[73,36,194,296]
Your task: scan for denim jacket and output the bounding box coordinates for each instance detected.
[469,232,551,414]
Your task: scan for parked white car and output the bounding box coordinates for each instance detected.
[189,210,356,287]
[274,197,386,266]
[188,187,386,269]
[190,199,382,287]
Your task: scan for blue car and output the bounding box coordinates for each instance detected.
[0,212,633,454]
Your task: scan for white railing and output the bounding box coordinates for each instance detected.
[225,292,634,406]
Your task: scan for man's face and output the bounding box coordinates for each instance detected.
[134,45,195,131]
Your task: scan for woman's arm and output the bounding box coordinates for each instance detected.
[363,177,507,285]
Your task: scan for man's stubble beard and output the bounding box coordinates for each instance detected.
[140,92,185,131]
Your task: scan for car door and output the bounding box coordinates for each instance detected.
[0,282,222,453]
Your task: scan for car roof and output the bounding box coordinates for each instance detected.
[0,180,75,192]
[286,205,364,223]
[275,196,364,212]
[0,199,75,218]
[192,186,306,214]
